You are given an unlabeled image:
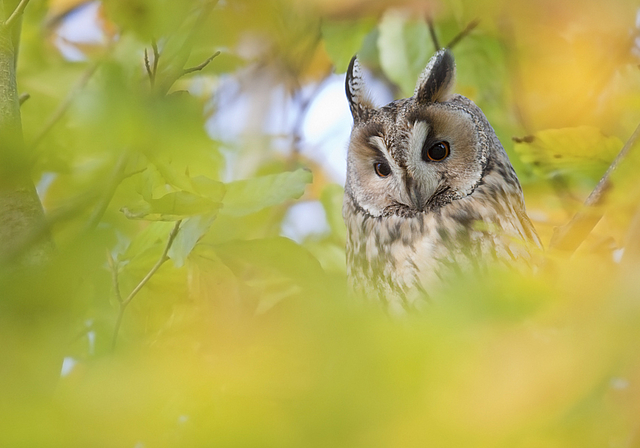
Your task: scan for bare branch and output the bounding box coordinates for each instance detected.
[112,220,182,349]
[3,0,31,30]
[181,51,221,77]
[550,121,640,253]
[427,16,440,51]
[446,19,480,49]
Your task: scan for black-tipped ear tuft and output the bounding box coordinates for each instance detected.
[414,49,456,104]
[346,55,374,123]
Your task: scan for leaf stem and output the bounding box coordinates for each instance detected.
[446,19,480,49]
[181,51,220,77]
[427,16,440,50]
[3,0,30,29]
[111,220,182,350]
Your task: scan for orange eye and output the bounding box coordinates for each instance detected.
[423,141,450,162]
[374,162,391,177]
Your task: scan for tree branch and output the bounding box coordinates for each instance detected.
[446,19,480,49]
[111,220,182,349]
[3,0,30,30]
[427,16,440,51]
[0,0,52,266]
[550,121,640,253]
[181,51,220,77]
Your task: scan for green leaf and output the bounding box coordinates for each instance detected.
[103,0,198,40]
[215,236,327,294]
[118,221,175,262]
[122,191,222,221]
[221,169,312,217]
[322,18,377,73]
[168,214,217,268]
[377,10,431,97]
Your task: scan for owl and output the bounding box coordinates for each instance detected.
[343,49,541,313]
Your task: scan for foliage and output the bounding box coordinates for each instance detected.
[2,0,640,447]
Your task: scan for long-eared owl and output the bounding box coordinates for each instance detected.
[343,49,541,313]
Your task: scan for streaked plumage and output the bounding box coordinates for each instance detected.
[343,49,541,312]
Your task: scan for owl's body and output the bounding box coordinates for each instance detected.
[343,50,540,312]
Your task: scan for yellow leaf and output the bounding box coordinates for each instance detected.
[514,126,622,179]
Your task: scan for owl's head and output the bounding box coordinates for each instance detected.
[345,49,505,218]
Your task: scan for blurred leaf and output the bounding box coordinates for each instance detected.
[215,236,327,294]
[320,183,347,243]
[6,1,640,447]
[514,126,622,180]
[186,244,240,306]
[221,169,312,217]
[122,191,222,221]
[321,18,376,73]
[102,0,198,40]
[377,9,431,96]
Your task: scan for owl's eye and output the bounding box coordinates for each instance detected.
[374,162,391,178]
[423,141,450,162]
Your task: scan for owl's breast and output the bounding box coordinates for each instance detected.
[344,189,539,312]
[344,197,440,310]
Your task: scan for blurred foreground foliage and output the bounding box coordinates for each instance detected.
[2,0,640,446]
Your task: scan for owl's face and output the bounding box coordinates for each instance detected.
[345,50,489,218]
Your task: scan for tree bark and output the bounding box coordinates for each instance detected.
[0,0,51,265]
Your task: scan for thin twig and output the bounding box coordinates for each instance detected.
[181,51,220,77]
[151,39,160,79]
[144,48,153,85]
[446,19,480,49]
[427,16,440,51]
[122,220,181,307]
[3,0,31,29]
[550,121,640,253]
[18,92,29,105]
[112,220,182,349]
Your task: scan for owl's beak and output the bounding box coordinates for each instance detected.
[406,177,426,211]
[410,190,426,211]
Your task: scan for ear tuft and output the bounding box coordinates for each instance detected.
[346,56,375,123]
[414,49,456,104]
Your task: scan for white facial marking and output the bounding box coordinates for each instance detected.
[409,121,429,157]
[369,136,391,160]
